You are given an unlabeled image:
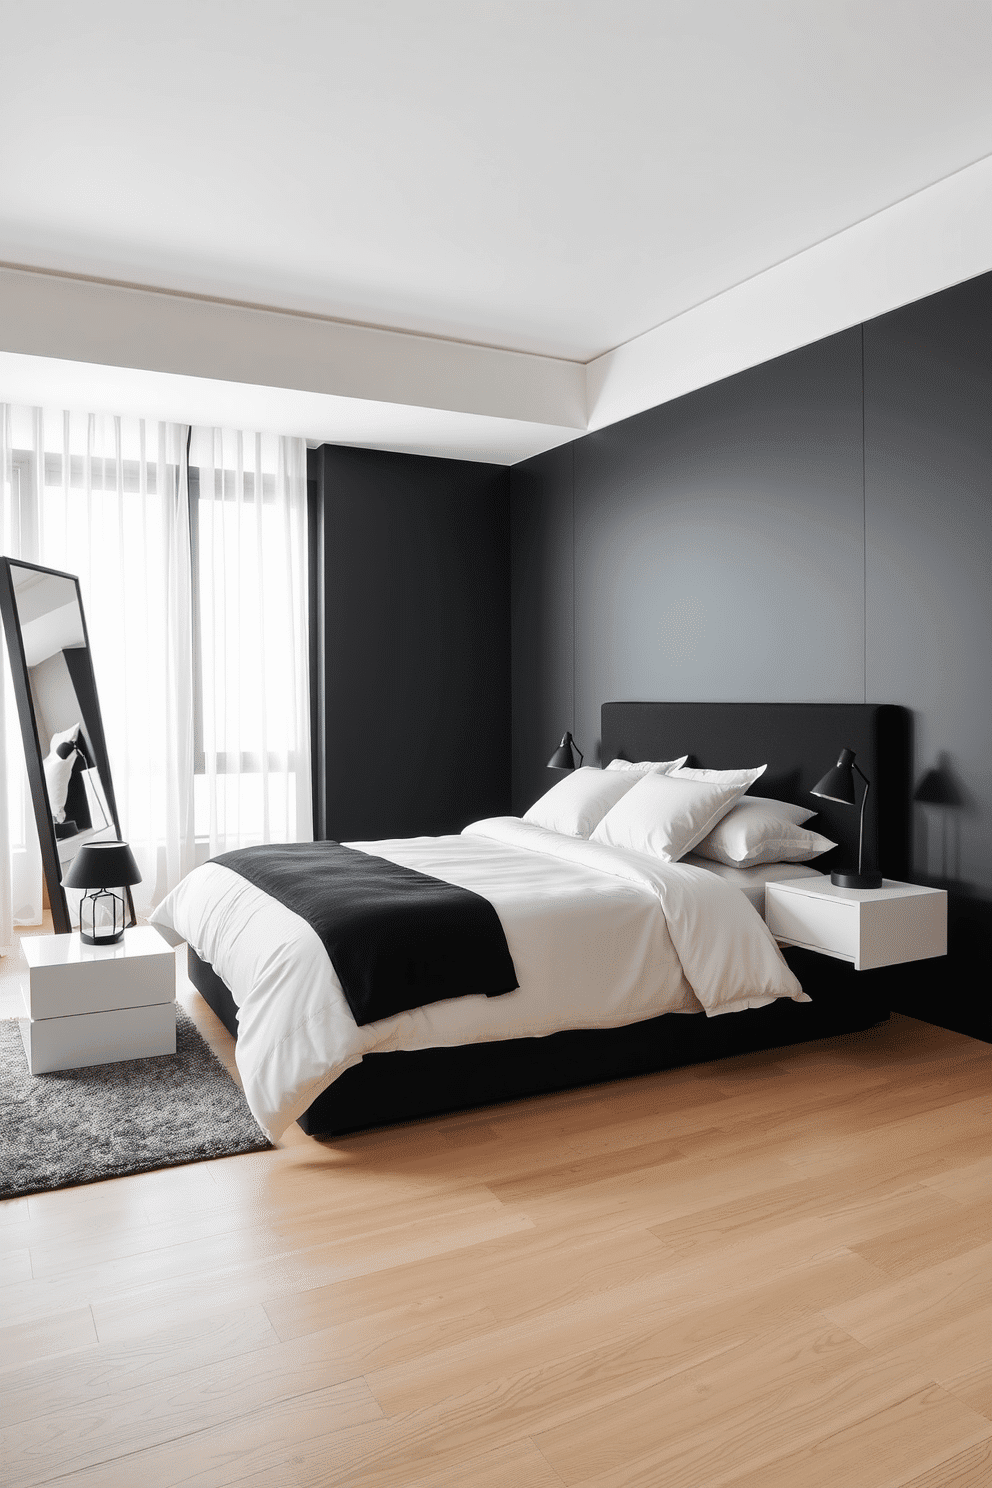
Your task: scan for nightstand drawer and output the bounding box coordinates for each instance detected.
[766,891,859,961]
[766,878,947,970]
[22,926,176,1019]
[19,1002,176,1075]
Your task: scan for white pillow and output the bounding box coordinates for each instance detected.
[523,766,642,838]
[43,747,77,823]
[693,796,836,867]
[734,793,816,827]
[605,755,687,776]
[670,763,768,790]
[590,771,754,862]
[49,721,80,754]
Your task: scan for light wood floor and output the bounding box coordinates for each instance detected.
[2,948,991,1488]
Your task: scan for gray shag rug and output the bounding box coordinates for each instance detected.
[0,1007,271,1198]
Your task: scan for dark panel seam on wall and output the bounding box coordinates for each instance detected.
[571,440,576,737]
[861,323,868,706]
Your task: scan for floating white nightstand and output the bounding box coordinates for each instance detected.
[765,877,947,971]
[19,925,177,1074]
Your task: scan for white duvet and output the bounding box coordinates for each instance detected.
[151,817,807,1139]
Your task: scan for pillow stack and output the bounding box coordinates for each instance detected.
[591,765,766,861]
[604,755,688,776]
[523,757,687,838]
[690,794,835,867]
[522,758,835,866]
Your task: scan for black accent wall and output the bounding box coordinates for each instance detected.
[511,272,991,1040]
[309,444,511,843]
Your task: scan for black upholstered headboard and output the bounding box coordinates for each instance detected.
[601,702,911,880]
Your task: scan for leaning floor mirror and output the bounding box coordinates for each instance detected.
[0,557,134,935]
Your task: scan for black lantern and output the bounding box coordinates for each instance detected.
[547,731,584,771]
[811,748,883,889]
[62,841,141,945]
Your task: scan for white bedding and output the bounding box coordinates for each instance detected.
[679,854,826,914]
[151,816,807,1140]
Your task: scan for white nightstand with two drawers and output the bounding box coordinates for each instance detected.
[765,877,947,971]
[19,926,177,1074]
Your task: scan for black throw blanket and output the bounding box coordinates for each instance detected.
[213,842,518,1027]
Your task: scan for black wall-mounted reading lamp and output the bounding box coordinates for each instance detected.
[811,748,883,889]
[548,732,584,771]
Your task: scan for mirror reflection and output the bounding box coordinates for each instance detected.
[1,558,130,933]
[11,565,116,865]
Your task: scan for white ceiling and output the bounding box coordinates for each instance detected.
[2,1,991,461]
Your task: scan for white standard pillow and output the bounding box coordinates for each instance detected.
[523,766,643,838]
[43,747,77,823]
[604,755,688,776]
[590,770,756,862]
[734,793,816,828]
[670,763,768,790]
[49,722,80,753]
[693,796,836,867]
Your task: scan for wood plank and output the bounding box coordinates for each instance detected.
[851,1194,992,1281]
[777,1093,992,1179]
[648,1173,963,1259]
[3,1199,533,1336]
[25,1180,506,1278]
[0,1306,97,1369]
[922,1153,992,1205]
[484,1133,699,1203]
[365,1274,755,1421]
[894,1438,992,1488]
[263,1219,673,1341]
[824,1240,992,1368]
[0,1303,279,1429]
[0,1197,31,1227]
[13,1376,382,1488]
[679,1064,992,1165]
[940,1357,992,1423]
[533,1321,932,1487]
[0,1247,32,1284]
[708,1386,992,1488]
[404,1438,566,1488]
[4,1311,420,1484]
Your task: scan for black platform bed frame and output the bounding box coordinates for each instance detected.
[187,701,910,1137]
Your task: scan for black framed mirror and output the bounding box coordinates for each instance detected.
[0,556,134,935]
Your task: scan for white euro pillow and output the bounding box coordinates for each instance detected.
[604,755,687,776]
[590,770,757,862]
[523,766,642,838]
[692,795,835,867]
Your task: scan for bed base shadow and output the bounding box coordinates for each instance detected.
[187,947,889,1138]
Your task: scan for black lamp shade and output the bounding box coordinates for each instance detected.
[548,731,584,771]
[810,748,882,889]
[63,840,142,890]
[811,747,858,804]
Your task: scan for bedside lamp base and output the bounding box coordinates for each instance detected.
[831,869,883,890]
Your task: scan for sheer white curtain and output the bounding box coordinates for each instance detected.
[189,428,311,851]
[1,405,43,938]
[1,408,311,937]
[0,678,10,952]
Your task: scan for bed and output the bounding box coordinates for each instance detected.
[154,701,911,1139]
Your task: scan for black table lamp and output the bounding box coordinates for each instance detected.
[63,841,141,945]
[811,748,883,889]
[548,731,584,771]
